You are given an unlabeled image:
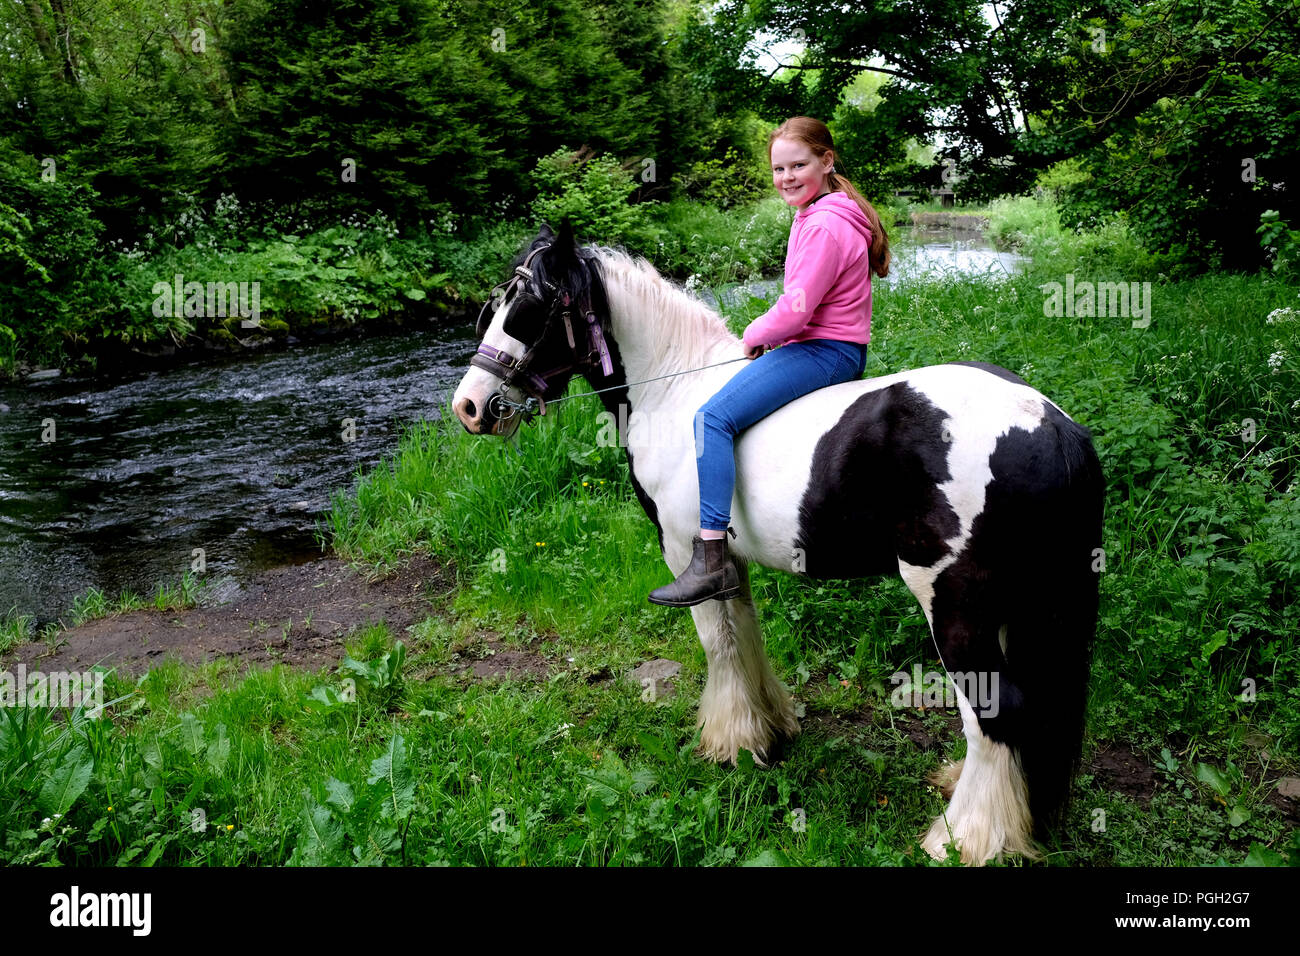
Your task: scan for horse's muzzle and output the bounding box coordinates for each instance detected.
[452,394,482,433]
[453,391,520,437]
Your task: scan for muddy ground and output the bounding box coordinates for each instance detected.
[3,555,451,679]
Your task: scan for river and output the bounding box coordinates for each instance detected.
[0,227,1024,622]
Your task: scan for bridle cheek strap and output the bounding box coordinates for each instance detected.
[587,311,614,378]
[473,258,615,421]
[471,345,549,397]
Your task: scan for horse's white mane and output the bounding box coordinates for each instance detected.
[588,245,740,375]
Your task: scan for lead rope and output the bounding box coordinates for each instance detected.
[492,354,753,421]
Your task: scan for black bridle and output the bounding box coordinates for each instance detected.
[471,241,613,423]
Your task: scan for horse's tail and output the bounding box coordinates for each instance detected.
[1009,407,1104,840]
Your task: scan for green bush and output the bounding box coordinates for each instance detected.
[1258,210,1300,278]
[986,194,1170,278]
[0,147,128,371]
[530,148,661,251]
[648,196,791,284]
[679,147,769,210]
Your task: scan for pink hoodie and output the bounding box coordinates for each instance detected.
[741,191,873,350]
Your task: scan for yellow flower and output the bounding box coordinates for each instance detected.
[107,806,113,812]
[226,824,234,831]
[536,541,545,547]
[582,481,589,486]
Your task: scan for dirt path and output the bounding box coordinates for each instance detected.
[2,555,451,679]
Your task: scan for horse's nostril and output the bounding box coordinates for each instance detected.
[454,396,479,431]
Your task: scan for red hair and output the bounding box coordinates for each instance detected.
[769,116,891,278]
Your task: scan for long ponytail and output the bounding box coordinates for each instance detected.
[769,117,891,279]
[827,172,891,279]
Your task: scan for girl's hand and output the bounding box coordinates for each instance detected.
[744,342,766,360]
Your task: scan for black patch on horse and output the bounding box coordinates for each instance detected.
[793,382,960,578]
[928,399,1103,835]
[574,252,666,555]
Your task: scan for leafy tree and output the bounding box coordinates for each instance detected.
[697,0,1300,271]
[0,144,123,368]
[1024,0,1300,270]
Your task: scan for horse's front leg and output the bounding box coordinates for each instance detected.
[688,560,801,766]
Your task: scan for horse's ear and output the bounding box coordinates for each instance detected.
[538,222,556,241]
[551,216,581,263]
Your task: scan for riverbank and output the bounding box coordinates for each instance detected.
[6,303,474,384]
[1,194,798,381]
[1,196,1026,382]
[3,198,1297,867]
[3,555,448,678]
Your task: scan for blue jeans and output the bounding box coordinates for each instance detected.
[695,339,868,531]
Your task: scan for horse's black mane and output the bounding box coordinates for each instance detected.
[509,228,610,322]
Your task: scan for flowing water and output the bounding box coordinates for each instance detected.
[0,229,1024,623]
[699,224,1026,310]
[0,326,477,623]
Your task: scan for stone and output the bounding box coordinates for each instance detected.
[628,658,682,700]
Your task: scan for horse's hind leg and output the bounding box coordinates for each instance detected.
[921,681,1038,865]
[921,603,1040,864]
[902,562,1038,865]
[690,560,800,765]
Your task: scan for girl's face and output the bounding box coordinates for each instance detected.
[770,137,833,211]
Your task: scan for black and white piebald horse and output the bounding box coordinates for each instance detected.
[453,224,1104,864]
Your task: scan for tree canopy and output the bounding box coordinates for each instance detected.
[0,0,1295,270]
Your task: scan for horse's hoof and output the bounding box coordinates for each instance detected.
[927,758,965,800]
[760,728,797,765]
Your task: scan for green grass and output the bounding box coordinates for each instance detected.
[2,198,1297,866]
[67,573,207,627]
[0,610,35,655]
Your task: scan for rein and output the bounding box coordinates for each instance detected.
[490,355,752,421]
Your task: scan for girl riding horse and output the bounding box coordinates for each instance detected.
[649,116,893,606]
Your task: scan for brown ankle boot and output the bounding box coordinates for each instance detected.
[647,534,741,607]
